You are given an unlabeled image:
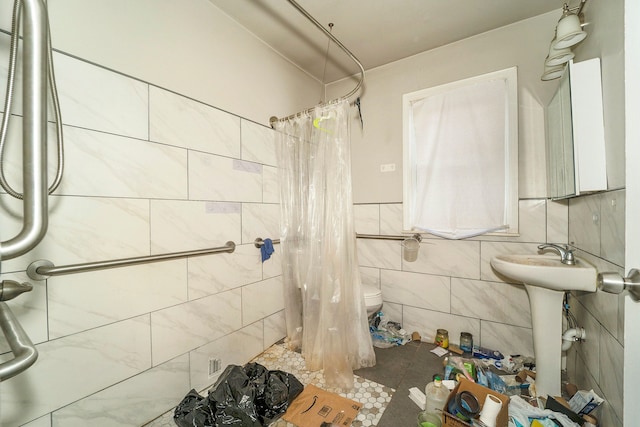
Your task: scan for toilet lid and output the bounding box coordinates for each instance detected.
[362,284,382,298]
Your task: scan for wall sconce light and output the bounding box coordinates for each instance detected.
[541,1,588,81]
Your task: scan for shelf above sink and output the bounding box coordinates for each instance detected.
[490,254,597,292]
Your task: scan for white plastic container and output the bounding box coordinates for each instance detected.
[425,377,449,414]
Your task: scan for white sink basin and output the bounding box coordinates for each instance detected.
[489,252,597,397]
[490,254,597,292]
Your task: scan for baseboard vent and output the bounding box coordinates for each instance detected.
[208,357,222,378]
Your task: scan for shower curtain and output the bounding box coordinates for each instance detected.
[274,98,375,390]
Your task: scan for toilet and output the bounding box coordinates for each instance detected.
[362,284,383,318]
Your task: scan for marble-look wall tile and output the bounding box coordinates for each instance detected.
[188,244,262,299]
[451,278,531,328]
[51,355,189,427]
[60,126,187,199]
[359,267,381,288]
[0,272,47,354]
[474,199,546,243]
[54,53,148,139]
[380,204,403,235]
[21,416,51,427]
[48,261,187,339]
[189,152,262,202]
[569,194,601,255]
[150,290,242,366]
[598,326,623,420]
[402,305,480,346]
[479,241,540,283]
[600,190,625,266]
[1,316,151,427]
[242,277,285,326]
[189,322,264,393]
[242,203,280,244]
[403,239,480,279]
[262,248,282,279]
[480,321,534,358]
[570,298,601,384]
[0,195,150,273]
[357,239,402,270]
[150,200,241,253]
[380,270,450,312]
[264,310,287,349]
[263,165,280,204]
[149,86,240,157]
[382,302,403,324]
[353,204,380,235]
[547,199,569,244]
[241,120,277,167]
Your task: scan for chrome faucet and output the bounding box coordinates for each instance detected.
[537,244,576,265]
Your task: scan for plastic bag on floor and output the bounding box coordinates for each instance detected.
[174,362,303,427]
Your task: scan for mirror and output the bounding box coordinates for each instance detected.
[546,59,607,200]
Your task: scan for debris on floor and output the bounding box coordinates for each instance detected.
[369,311,412,348]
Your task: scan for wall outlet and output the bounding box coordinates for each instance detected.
[380,163,396,172]
[208,357,222,379]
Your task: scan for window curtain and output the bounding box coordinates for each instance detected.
[409,79,509,239]
[274,99,375,390]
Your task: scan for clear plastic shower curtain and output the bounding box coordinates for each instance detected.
[274,99,376,390]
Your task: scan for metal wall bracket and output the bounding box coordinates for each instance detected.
[598,268,640,301]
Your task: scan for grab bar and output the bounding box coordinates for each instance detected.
[0,0,49,260]
[253,234,422,247]
[0,301,38,381]
[26,241,236,280]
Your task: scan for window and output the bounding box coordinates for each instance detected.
[402,67,518,239]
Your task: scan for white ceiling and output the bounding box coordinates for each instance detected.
[208,0,564,83]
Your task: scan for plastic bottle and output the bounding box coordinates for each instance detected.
[425,376,449,414]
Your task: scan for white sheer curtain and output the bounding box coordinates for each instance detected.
[274,99,375,390]
[409,78,509,239]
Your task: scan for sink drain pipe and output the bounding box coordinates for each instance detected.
[562,327,586,351]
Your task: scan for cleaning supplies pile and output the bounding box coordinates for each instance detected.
[369,311,412,348]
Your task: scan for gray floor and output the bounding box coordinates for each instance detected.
[354,340,445,427]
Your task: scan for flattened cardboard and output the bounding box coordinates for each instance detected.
[282,384,362,427]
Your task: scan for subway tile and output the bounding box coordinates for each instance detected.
[241,120,277,166]
[150,289,242,366]
[242,277,285,326]
[600,190,625,266]
[480,321,534,358]
[380,204,403,235]
[357,239,402,270]
[189,151,262,202]
[54,52,148,139]
[48,260,188,339]
[0,195,150,273]
[51,355,189,427]
[241,203,280,244]
[451,278,531,328]
[60,126,188,199]
[381,270,450,312]
[0,272,47,354]
[403,239,480,279]
[188,243,262,299]
[353,204,380,235]
[189,322,264,393]
[568,194,601,255]
[149,86,240,157]
[149,200,241,253]
[264,310,287,349]
[0,316,151,427]
[547,199,569,244]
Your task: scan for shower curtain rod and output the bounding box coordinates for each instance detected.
[26,242,236,280]
[269,0,365,126]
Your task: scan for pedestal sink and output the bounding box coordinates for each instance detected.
[490,252,597,397]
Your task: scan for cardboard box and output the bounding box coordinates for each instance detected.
[442,378,509,427]
[282,384,361,427]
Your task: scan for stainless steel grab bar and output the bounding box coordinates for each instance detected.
[26,241,236,280]
[0,301,38,381]
[254,234,422,247]
[0,0,49,260]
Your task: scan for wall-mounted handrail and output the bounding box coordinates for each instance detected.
[26,241,236,280]
[0,0,49,260]
[0,301,38,381]
[254,234,422,247]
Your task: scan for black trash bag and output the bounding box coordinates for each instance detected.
[174,362,303,427]
[174,389,215,427]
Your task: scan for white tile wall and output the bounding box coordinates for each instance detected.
[241,119,277,167]
[241,276,285,326]
[188,151,262,202]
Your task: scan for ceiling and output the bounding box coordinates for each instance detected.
[208,0,564,83]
